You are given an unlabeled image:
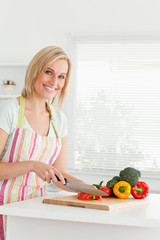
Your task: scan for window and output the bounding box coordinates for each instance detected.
[67,39,160,176]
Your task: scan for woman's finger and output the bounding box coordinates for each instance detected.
[52,167,66,185]
[48,168,57,183]
[46,174,51,184]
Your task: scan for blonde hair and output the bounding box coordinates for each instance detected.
[21,46,71,107]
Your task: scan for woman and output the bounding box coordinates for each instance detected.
[0,46,85,240]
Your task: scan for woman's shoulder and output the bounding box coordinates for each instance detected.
[52,106,65,120]
[0,98,19,135]
[0,98,19,112]
[51,106,67,122]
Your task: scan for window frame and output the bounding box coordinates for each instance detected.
[65,35,160,193]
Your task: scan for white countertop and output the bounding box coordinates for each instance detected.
[0,191,160,228]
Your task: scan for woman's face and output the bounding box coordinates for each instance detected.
[34,59,68,101]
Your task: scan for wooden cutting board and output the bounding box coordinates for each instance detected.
[42,195,149,211]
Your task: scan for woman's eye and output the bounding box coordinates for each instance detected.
[45,70,52,75]
[59,75,65,79]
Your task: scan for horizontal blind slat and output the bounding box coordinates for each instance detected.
[67,40,160,172]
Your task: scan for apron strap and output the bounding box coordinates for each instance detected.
[46,102,59,139]
[17,96,25,128]
[17,97,59,139]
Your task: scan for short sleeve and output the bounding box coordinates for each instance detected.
[58,111,68,138]
[52,107,68,138]
[0,100,15,134]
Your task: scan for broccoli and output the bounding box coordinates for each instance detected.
[136,169,141,178]
[106,176,121,188]
[119,167,141,186]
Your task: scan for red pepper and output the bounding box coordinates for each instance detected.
[77,192,92,200]
[93,181,112,198]
[91,195,102,200]
[77,192,102,201]
[99,186,112,198]
[93,181,103,189]
[131,181,149,199]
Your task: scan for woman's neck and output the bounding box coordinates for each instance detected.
[25,96,48,114]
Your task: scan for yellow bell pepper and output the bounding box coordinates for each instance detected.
[113,181,131,199]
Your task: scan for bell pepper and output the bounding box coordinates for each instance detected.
[93,181,103,189]
[93,181,112,197]
[77,192,101,201]
[113,181,131,199]
[99,186,112,197]
[77,192,92,200]
[131,181,149,199]
[90,195,102,200]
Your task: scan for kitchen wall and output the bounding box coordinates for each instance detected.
[1,0,160,91]
[0,0,160,63]
[1,0,160,97]
[0,66,26,95]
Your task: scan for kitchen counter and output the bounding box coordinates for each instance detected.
[0,192,160,240]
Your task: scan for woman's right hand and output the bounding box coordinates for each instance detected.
[31,161,65,184]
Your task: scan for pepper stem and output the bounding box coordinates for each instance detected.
[93,181,103,189]
[132,187,144,193]
[90,195,96,200]
[119,186,129,193]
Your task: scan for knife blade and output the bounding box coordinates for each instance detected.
[54,176,108,197]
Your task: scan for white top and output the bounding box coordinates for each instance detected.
[0,98,68,159]
[0,191,159,228]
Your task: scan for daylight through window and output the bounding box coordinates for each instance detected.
[68,40,160,174]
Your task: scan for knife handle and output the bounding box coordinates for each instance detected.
[54,175,67,185]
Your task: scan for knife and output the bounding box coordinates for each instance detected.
[54,176,108,197]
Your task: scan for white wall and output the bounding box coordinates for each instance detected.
[0,0,160,64]
[1,0,160,91]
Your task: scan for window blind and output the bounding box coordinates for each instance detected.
[67,40,160,174]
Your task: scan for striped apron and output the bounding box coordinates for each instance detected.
[0,96,61,240]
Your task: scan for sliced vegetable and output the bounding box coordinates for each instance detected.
[93,195,102,200]
[131,181,149,199]
[113,181,131,199]
[90,195,96,200]
[77,192,102,201]
[77,192,92,200]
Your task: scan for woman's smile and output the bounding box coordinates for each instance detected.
[43,84,58,94]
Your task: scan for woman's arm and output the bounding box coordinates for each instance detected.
[53,137,86,192]
[0,128,8,157]
[0,128,65,183]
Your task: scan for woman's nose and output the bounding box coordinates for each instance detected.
[50,75,58,85]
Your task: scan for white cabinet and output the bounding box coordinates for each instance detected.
[0,95,20,99]
[0,94,20,104]
[0,192,160,240]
